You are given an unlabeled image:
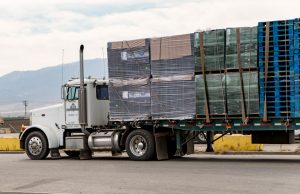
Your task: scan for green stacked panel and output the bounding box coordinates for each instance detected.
[226,72,259,115]
[194,30,226,72]
[195,74,226,115]
[226,27,257,69]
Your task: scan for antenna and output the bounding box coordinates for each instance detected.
[61,49,64,85]
[101,47,106,80]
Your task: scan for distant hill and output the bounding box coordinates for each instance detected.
[0,58,107,117]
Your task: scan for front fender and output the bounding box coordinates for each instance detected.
[20,125,60,149]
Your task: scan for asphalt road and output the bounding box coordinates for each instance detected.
[1,153,300,194]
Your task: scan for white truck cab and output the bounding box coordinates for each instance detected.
[19,78,111,159]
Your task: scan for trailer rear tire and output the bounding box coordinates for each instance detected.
[196,132,207,144]
[126,129,155,161]
[64,151,80,158]
[25,131,50,160]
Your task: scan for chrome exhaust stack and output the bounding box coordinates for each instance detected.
[79,45,89,135]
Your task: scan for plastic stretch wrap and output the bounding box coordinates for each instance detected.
[150,34,196,120]
[152,75,194,82]
[226,27,257,69]
[151,79,196,120]
[107,39,150,79]
[194,30,226,72]
[226,72,259,115]
[151,34,194,76]
[110,78,149,87]
[108,38,151,121]
[109,82,151,121]
[195,74,226,115]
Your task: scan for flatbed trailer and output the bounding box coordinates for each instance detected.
[19,45,298,161]
[19,16,300,160]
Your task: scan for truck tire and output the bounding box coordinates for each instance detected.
[125,129,156,161]
[196,132,207,144]
[64,151,80,158]
[25,131,50,160]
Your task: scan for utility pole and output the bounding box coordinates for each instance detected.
[23,100,28,117]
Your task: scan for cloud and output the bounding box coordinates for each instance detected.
[0,0,300,76]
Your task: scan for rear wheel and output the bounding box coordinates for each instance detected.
[125,129,156,161]
[25,131,50,160]
[64,151,80,158]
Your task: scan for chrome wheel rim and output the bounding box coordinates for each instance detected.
[198,133,206,142]
[129,135,147,157]
[28,136,43,155]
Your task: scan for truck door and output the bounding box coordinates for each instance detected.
[65,86,81,128]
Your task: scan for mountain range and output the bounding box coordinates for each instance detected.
[0,58,107,117]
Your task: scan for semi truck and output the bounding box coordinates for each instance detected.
[18,44,297,161]
[19,18,300,160]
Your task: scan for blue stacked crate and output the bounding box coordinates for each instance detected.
[258,19,295,118]
[294,18,300,117]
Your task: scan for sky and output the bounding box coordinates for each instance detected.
[0,0,300,77]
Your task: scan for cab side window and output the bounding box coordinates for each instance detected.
[66,87,79,101]
[96,85,109,100]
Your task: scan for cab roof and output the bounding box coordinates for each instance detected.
[65,78,108,86]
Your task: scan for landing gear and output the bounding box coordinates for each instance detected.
[206,131,214,152]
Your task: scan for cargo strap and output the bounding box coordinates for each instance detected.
[217,31,228,120]
[263,22,270,122]
[236,28,247,123]
[199,32,211,123]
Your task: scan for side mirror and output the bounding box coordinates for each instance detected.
[61,86,66,100]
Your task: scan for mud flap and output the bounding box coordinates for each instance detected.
[155,133,169,160]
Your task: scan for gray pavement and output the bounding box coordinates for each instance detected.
[0,153,300,194]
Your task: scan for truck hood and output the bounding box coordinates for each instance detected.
[30,104,64,113]
[30,103,65,128]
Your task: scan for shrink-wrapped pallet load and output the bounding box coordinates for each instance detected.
[195,74,226,116]
[151,34,196,119]
[226,72,259,115]
[194,29,226,72]
[226,27,257,69]
[108,39,151,121]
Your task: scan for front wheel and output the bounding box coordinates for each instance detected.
[125,129,156,161]
[25,131,50,160]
